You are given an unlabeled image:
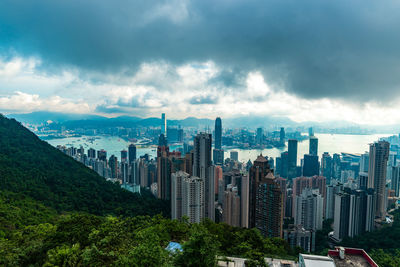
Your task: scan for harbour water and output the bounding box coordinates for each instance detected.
[45,133,392,163]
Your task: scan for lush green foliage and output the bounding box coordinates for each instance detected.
[0,115,169,217]
[0,213,298,266]
[339,209,400,267]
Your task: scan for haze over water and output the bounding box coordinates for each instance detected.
[46,133,392,164]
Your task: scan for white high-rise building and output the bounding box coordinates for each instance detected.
[294,188,323,231]
[171,171,190,220]
[182,176,204,223]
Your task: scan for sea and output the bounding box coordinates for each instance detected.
[45,133,392,164]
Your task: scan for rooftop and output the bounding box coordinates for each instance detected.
[328,247,378,267]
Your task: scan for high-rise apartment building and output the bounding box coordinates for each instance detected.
[109,155,118,179]
[249,155,283,237]
[368,141,390,219]
[193,133,215,221]
[223,184,241,227]
[288,139,298,179]
[182,176,204,223]
[171,171,190,220]
[294,188,323,231]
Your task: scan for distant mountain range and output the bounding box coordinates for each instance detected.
[6,111,399,133]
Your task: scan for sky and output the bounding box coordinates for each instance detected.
[1,0,400,125]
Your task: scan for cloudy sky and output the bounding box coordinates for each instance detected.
[1,0,400,125]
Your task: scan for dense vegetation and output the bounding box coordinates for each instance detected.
[340,209,400,267]
[0,115,168,217]
[0,208,298,266]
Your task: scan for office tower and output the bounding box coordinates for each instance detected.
[171,171,190,220]
[275,157,282,176]
[325,182,343,219]
[333,192,350,241]
[360,152,369,173]
[193,133,215,221]
[368,141,390,219]
[161,113,166,136]
[223,185,241,227]
[158,133,168,147]
[230,151,239,161]
[256,127,263,145]
[121,161,129,184]
[109,155,118,179]
[309,136,318,156]
[255,172,284,238]
[280,151,289,178]
[332,153,341,180]
[128,144,137,163]
[280,127,285,145]
[121,150,128,163]
[182,176,205,223]
[294,188,323,231]
[97,149,107,161]
[321,152,333,184]
[213,149,224,165]
[358,172,368,190]
[308,127,314,136]
[88,148,96,159]
[391,166,400,197]
[215,117,222,150]
[288,139,298,179]
[178,128,184,142]
[303,154,320,177]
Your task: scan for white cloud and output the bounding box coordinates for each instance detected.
[2,56,400,126]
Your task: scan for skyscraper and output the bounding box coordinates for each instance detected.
[360,152,369,173]
[108,155,118,179]
[88,148,96,159]
[255,172,284,238]
[309,136,318,156]
[230,151,239,162]
[161,113,167,136]
[294,188,323,231]
[193,133,215,221]
[215,117,222,150]
[120,150,128,163]
[171,171,190,220]
[368,141,390,220]
[128,144,137,164]
[249,155,283,237]
[280,127,285,145]
[303,154,319,177]
[256,127,263,145]
[223,185,241,227]
[321,152,333,184]
[182,175,205,223]
[288,139,298,179]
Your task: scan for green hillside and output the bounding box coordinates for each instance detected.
[0,114,168,217]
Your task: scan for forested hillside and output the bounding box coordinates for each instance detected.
[0,114,168,217]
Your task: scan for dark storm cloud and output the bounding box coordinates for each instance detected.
[1,0,400,101]
[189,94,218,105]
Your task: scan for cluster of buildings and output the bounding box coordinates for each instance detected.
[57,114,398,255]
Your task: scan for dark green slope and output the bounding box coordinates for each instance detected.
[0,114,169,217]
